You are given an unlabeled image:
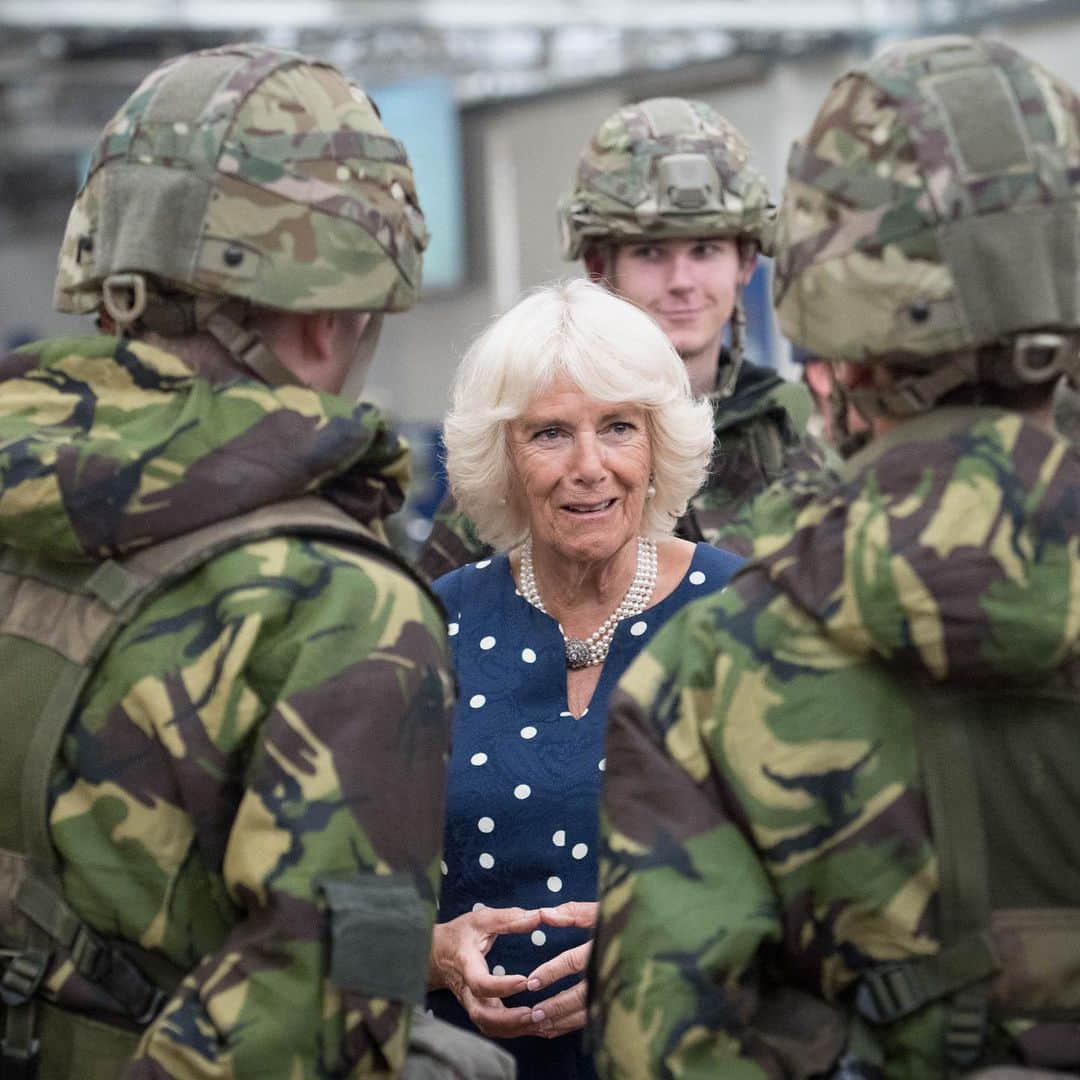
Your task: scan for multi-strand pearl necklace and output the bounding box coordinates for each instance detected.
[519,536,658,669]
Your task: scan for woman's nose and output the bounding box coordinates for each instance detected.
[569,433,607,482]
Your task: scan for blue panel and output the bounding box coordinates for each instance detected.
[371,76,466,292]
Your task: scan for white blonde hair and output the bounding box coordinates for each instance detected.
[443,279,714,551]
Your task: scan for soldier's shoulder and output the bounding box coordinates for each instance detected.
[763,375,816,435]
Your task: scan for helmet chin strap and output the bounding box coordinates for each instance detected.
[829,370,873,459]
[711,291,747,400]
[339,314,383,402]
[200,299,304,388]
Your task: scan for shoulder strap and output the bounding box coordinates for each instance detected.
[854,687,1001,1071]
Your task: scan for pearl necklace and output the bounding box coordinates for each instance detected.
[519,536,658,669]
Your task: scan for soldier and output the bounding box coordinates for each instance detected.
[0,44,460,1079]
[591,35,1080,1078]
[417,97,820,579]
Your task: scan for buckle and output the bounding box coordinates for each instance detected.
[855,963,926,1024]
[0,1037,41,1080]
[1011,332,1071,384]
[101,273,148,327]
[80,941,167,1025]
[0,951,49,1008]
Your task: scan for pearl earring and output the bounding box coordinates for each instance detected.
[646,483,656,499]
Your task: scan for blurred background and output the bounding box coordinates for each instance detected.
[1,0,1076,540]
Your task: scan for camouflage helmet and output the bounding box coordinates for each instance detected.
[774,35,1080,414]
[55,43,428,330]
[557,97,775,261]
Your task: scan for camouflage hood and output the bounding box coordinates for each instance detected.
[743,407,1080,684]
[0,335,410,561]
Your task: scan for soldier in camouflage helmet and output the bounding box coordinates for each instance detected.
[417,97,822,579]
[0,44,463,1079]
[590,35,1080,1078]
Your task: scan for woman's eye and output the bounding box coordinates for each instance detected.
[534,427,562,441]
[608,421,634,436]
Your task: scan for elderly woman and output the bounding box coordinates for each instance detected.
[425,279,743,1078]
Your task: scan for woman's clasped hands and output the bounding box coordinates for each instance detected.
[427,901,597,1039]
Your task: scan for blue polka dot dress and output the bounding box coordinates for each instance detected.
[428,543,743,1079]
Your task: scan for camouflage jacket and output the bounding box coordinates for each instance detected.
[590,406,1080,1078]
[0,336,453,1077]
[416,354,820,579]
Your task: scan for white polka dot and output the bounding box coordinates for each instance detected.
[448,622,459,636]
[514,784,532,800]
[689,570,707,586]
[552,829,566,847]
[598,758,606,771]
[520,726,537,740]
[440,860,448,875]
[547,876,562,892]
[473,901,486,911]
[336,165,351,181]
[531,930,547,946]
[480,635,496,650]
[492,964,506,975]
[470,752,488,766]
[478,816,495,833]
[469,694,486,709]
[572,843,588,860]
[475,559,492,569]
[630,620,648,636]
[173,121,189,135]
[521,648,537,663]
[479,852,495,869]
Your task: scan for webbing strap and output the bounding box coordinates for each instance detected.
[83,559,143,612]
[914,692,997,1069]
[916,696,991,947]
[21,665,87,873]
[15,873,169,1023]
[855,931,999,1023]
[854,688,999,1070]
[1,924,47,1079]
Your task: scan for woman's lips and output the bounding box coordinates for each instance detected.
[561,498,616,515]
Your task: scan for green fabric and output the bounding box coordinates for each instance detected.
[930,67,1030,177]
[35,999,141,1080]
[941,205,1078,345]
[320,876,429,1005]
[0,638,69,856]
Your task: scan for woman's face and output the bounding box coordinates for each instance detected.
[508,376,652,566]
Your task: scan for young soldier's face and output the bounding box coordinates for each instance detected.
[610,237,753,390]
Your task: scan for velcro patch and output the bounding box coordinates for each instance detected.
[320,875,429,1005]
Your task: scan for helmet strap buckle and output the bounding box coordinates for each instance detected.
[101,274,148,331]
[1010,332,1073,384]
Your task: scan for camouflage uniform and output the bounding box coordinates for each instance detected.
[0,45,454,1079]
[416,97,819,579]
[591,36,1080,1078]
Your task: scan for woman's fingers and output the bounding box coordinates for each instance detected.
[526,941,591,991]
[461,947,528,998]
[464,991,537,1039]
[538,900,598,928]
[529,981,588,1037]
[473,905,542,935]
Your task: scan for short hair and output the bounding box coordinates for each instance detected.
[444,279,714,551]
